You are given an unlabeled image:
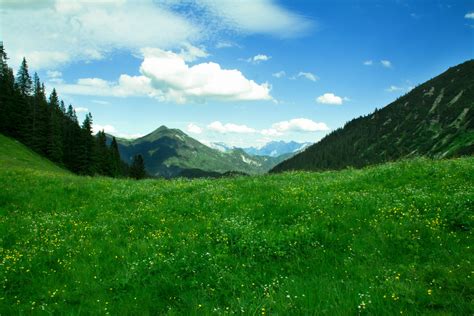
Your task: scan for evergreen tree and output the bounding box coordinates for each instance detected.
[11,57,33,142]
[130,154,146,179]
[109,136,122,177]
[95,130,110,175]
[0,43,15,134]
[15,57,32,97]
[31,73,48,153]
[0,44,131,178]
[46,89,63,163]
[79,113,97,175]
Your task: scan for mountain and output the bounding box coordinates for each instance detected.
[243,141,312,157]
[107,126,288,178]
[209,141,311,157]
[272,60,474,173]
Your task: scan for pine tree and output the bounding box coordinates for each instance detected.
[15,58,32,97]
[46,89,63,163]
[130,154,146,179]
[0,44,15,134]
[79,113,97,175]
[11,57,33,142]
[95,130,110,175]
[109,136,122,177]
[31,73,48,153]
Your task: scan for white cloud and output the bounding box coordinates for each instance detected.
[316,93,344,105]
[178,43,209,62]
[187,123,203,134]
[93,123,116,135]
[53,48,272,103]
[1,0,311,70]
[381,60,392,68]
[92,100,110,105]
[196,0,312,37]
[271,118,329,133]
[56,75,155,98]
[207,121,256,133]
[261,128,283,136]
[215,41,239,49]
[46,70,62,78]
[140,48,272,103]
[74,107,89,113]
[385,85,404,92]
[246,54,271,63]
[465,12,474,19]
[363,60,373,66]
[93,123,143,139]
[297,71,318,82]
[385,85,413,92]
[1,0,200,70]
[272,71,286,78]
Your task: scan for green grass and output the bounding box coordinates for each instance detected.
[1,134,473,315]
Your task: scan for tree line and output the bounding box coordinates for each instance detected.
[0,43,146,179]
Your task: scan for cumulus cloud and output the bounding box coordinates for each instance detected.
[297,71,318,82]
[187,123,203,134]
[1,0,311,70]
[207,121,256,133]
[381,60,392,68]
[53,48,272,103]
[272,71,286,78]
[363,60,373,66]
[316,93,344,105]
[465,12,474,19]
[140,48,272,103]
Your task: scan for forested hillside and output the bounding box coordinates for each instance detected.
[272,60,474,172]
[0,43,129,177]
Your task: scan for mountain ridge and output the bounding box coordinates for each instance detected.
[272,59,474,173]
[106,126,291,178]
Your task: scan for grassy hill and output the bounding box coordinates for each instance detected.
[1,133,473,314]
[108,126,288,178]
[272,60,474,173]
[0,134,68,175]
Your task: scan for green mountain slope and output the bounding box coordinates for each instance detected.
[1,140,473,314]
[109,126,288,177]
[0,134,69,175]
[272,60,474,172]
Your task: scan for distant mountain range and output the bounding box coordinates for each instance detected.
[210,140,311,157]
[107,126,292,178]
[243,141,312,157]
[272,60,474,173]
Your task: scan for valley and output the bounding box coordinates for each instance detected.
[1,134,472,314]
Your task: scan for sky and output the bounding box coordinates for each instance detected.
[1,0,473,147]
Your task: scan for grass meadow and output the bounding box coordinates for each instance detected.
[0,135,473,314]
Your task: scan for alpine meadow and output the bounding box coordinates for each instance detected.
[1,1,473,315]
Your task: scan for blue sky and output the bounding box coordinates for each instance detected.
[1,0,473,147]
